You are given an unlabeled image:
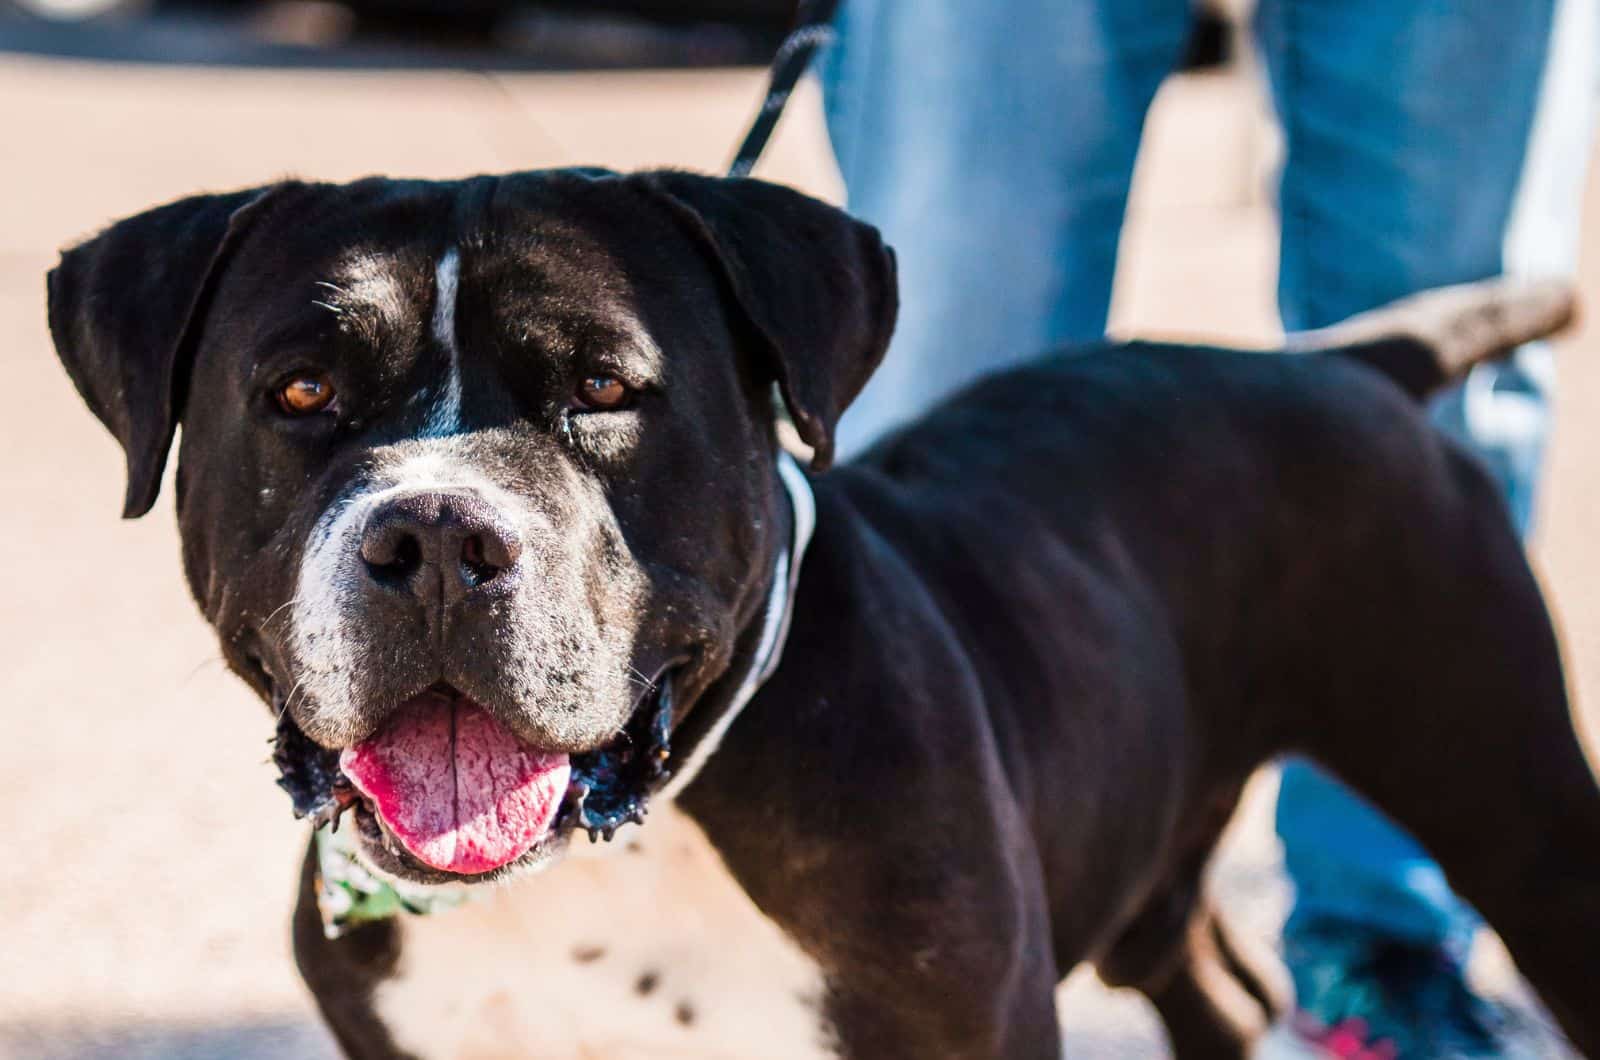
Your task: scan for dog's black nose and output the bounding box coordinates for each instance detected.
[360,491,521,603]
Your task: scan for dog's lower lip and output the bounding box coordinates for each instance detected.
[355,798,418,861]
[353,799,384,844]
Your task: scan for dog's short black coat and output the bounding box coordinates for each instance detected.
[46,169,1600,1059]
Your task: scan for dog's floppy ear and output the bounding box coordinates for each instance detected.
[46,184,290,518]
[637,172,898,470]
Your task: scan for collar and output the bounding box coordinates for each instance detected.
[314,452,816,937]
[658,450,815,799]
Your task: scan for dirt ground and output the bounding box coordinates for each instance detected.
[3,33,1600,1060]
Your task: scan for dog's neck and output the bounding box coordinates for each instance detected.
[658,450,816,799]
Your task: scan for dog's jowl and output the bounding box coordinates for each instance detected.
[47,169,1600,1059]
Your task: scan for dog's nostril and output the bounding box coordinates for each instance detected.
[389,535,423,575]
[361,526,424,585]
[460,534,494,585]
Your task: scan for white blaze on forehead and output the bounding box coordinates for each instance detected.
[423,248,463,438]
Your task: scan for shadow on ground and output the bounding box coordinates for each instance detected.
[1,1015,338,1060]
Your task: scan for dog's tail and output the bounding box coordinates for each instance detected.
[1289,278,1577,400]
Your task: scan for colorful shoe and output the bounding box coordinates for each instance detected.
[1276,926,1506,1059]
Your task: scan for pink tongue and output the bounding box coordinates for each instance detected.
[339,694,570,875]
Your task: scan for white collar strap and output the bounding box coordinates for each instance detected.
[659,451,815,799]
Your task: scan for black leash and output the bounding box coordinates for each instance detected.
[727,0,842,177]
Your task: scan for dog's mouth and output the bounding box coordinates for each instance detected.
[272,673,676,882]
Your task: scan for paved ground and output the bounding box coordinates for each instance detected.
[2,30,1600,1059]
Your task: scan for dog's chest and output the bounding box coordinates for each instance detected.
[373,804,837,1059]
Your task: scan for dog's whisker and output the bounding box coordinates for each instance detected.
[180,654,227,686]
[261,595,306,632]
[276,676,307,722]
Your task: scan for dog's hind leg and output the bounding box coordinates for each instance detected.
[1100,816,1273,1060]
[1094,780,1282,1059]
[1295,455,1600,1056]
[1208,911,1286,1023]
[1098,885,1271,1060]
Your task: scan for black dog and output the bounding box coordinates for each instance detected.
[46,170,1600,1058]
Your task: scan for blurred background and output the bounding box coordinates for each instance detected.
[1,1,1598,1056]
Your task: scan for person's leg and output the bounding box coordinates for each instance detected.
[819,0,1191,456]
[1257,0,1596,1048]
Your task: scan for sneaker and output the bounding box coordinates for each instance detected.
[1276,926,1505,1059]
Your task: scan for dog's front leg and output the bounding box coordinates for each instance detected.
[291,840,418,1060]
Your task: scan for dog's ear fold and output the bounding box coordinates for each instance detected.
[47,184,290,518]
[637,172,898,470]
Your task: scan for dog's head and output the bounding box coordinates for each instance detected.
[47,170,895,882]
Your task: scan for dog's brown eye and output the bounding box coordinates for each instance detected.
[575,375,630,411]
[277,372,337,416]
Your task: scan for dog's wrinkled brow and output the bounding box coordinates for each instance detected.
[314,251,421,343]
[518,306,665,379]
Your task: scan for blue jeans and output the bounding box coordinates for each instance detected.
[822,0,1593,965]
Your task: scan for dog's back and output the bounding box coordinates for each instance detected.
[797,279,1600,1052]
